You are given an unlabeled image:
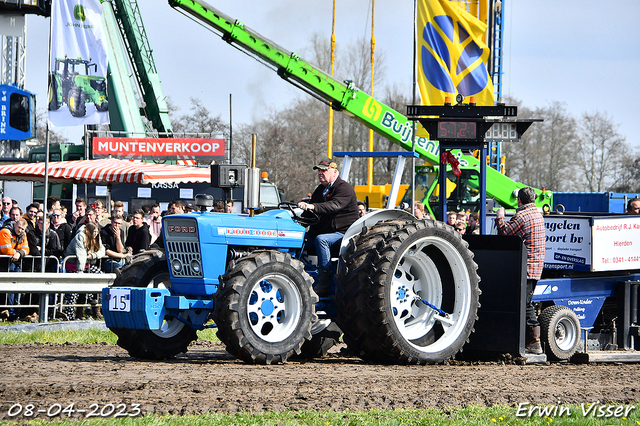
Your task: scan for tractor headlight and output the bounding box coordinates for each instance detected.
[190,259,201,274]
[171,259,182,273]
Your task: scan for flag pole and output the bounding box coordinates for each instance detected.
[327,0,336,159]
[367,0,375,193]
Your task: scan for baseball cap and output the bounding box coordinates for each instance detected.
[313,159,338,170]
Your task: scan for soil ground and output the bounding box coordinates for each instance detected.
[0,341,638,420]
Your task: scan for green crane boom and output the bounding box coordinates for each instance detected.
[169,0,551,209]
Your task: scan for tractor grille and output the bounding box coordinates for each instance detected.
[164,217,203,279]
[166,241,202,278]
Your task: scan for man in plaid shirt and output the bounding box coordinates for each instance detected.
[496,187,545,355]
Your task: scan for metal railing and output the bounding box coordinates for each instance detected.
[0,255,116,323]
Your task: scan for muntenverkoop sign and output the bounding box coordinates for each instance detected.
[93,137,225,161]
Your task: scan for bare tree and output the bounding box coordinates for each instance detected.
[576,111,628,192]
[503,100,579,191]
[171,97,228,135]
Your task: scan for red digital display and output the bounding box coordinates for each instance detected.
[437,121,477,140]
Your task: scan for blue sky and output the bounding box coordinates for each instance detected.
[24,0,640,149]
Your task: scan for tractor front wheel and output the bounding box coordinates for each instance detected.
[108,251,197,360]
[68,87,86,117]
[214,250,318,364]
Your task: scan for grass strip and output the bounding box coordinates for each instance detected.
[0,405,638,426]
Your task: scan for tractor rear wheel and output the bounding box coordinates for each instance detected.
[214,250,318,364]
[108,251,197,360]
[68,87,86,117]
[337,219,480,364]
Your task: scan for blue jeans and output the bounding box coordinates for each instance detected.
[101,258,125,273]
[7,262,21,320]
[314,232,344,272]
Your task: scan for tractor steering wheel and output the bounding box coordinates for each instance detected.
[278,202,320,227]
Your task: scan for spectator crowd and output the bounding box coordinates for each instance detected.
[0,195,228,322]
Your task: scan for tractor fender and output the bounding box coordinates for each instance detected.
[339,208,416,258]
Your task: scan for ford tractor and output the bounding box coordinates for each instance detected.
[48,56,108,117]
[103,184,481,364]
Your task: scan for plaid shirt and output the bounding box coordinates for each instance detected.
[495,203,545,280]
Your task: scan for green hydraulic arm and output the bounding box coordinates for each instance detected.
[103,0,172,133]
[169,0,550,209]
[102,1,147,135]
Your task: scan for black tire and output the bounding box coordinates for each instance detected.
[48,76,60,111]
[539,305,581,361]
[68,87,86,117]
[96,100,108,112]
[108,250,197,360]
[214,250,318,364]
[336,219,480,364]
[295,321,342,359]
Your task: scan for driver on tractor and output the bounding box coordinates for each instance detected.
[297,158,359,297]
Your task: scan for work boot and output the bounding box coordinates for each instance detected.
[75,307,86,321]
[314,269,333,298]
[525,325,543,355]
[92,305,103,320]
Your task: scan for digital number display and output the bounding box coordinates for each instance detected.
[437,121,477,140]
[485,123,518,141]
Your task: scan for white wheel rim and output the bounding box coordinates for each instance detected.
[555,316,578,351]
[390,236,472,353]
[147,271,185,339]
[246,273,303,343]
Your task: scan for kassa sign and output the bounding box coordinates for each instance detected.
[92,137,225,161]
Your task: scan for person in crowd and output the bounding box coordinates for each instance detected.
[446,211,457,226]
[111,201,130,240]
[465,212,480,235]
[32,213,62,258]
[94,199,109,223]
[184,201,196,213]
[1,197,12,225]
[46,196,61,214]
[67,198,87,230]
[297,158,359,297]
[226,199,234,213]
[168,200,185,215]
[125,209,151,255]
[496,187,545,355]
[213,200,225,212]
[0,218,29,321]
[457,211,468,226]
[454,221,466,234]
[626,198,640,214]
[100,213,131,272]
[413,201,426,220]
[59,205,68,224]
[8,206,22,223]
[64,222,105,320]
[23,203,39,234]
[357,201,367,218]
[72,207,97,235]
[146,204,162,244]
[51,208,73,253]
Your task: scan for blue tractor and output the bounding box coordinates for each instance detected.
[103,193,480,365]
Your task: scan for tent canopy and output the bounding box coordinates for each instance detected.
[0,158,211,185]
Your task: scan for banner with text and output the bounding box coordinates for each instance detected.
[49,0,109,127]
[92,137,225,161]
[591,216,640,272]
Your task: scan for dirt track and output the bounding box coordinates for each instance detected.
[0,341,638,419]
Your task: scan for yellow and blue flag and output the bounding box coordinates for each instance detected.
[417,0,495,106]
